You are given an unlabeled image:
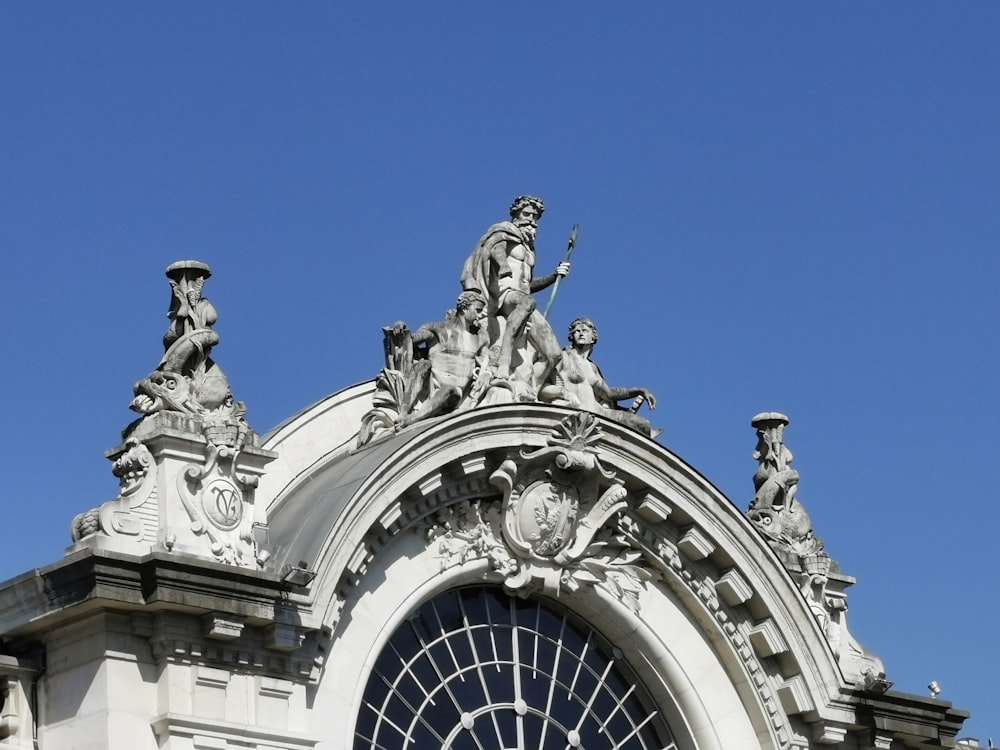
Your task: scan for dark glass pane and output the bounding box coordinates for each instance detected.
[493,706,517,747]
[353,585,675,750]
[483,661,516,705]
[451,675,486,710]
[354,702,378,742]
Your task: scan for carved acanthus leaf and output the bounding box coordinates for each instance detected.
[564,527,661,613]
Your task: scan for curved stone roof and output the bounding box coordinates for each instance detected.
[264,418,438,573]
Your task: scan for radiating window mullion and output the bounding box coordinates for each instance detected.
[482,590,503,671]
[532,600,542,678]
[598,681,637,738]
[431,598,467,684]
[371,672,448,748]
[609,708,658,750]
[567,629,594,699]
[353,586,675,750]
[538,612,569,749]
[405,618,468,736]
[573,657,617,735]
[458,593,507,744]
[371,642,446,745]
[510,598,526,750]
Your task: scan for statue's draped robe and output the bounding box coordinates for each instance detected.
[460,221,529,308]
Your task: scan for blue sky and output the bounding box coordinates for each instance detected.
[2,4,997,738]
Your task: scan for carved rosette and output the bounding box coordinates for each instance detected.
[424,412,659,612]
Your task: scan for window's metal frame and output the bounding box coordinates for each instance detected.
[354,587,678,750]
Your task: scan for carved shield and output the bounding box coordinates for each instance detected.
[510,479,581,557]
[202,477,243,531]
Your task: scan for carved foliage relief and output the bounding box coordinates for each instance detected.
[175,436,261,566]
[422,412,659,613]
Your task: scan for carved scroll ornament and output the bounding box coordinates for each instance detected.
[423,412,659,612]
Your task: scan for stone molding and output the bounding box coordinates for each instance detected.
[138,610,321,683]
[0,553,324,750]
[151,713,318,750]
[0,549,318,642]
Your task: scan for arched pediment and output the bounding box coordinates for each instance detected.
[260,384,872,748]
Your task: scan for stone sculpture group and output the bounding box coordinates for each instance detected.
[59,198,872,679]
[70,196,829,602]
[359,195,659,445]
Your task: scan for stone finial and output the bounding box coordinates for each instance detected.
[746,412,887,684]
[128,260,244,431]
[70,262,275,569]
[748,411,822,557]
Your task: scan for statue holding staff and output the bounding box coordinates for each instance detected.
[460,195,570,398]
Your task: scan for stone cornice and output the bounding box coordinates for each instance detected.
[0,548,317,640]
[151,712,318,750]
[848,688,971,748]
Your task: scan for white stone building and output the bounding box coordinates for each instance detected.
[0,257,973,749]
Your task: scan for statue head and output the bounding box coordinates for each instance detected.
[456,290,486,314]
[509,195,545,223]
[456,290,487,327]
[568,317,598,346]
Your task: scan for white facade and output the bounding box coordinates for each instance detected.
[0,382,970,749]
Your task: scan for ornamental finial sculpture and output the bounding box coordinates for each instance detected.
[127,260,250,443]
[70,261,274,569]
[747,411,823,559]
[746,412,888,684]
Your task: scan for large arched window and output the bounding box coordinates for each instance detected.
[354,587,678,750]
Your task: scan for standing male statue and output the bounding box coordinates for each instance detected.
[460,195,570,398]
[540,317,659,437]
